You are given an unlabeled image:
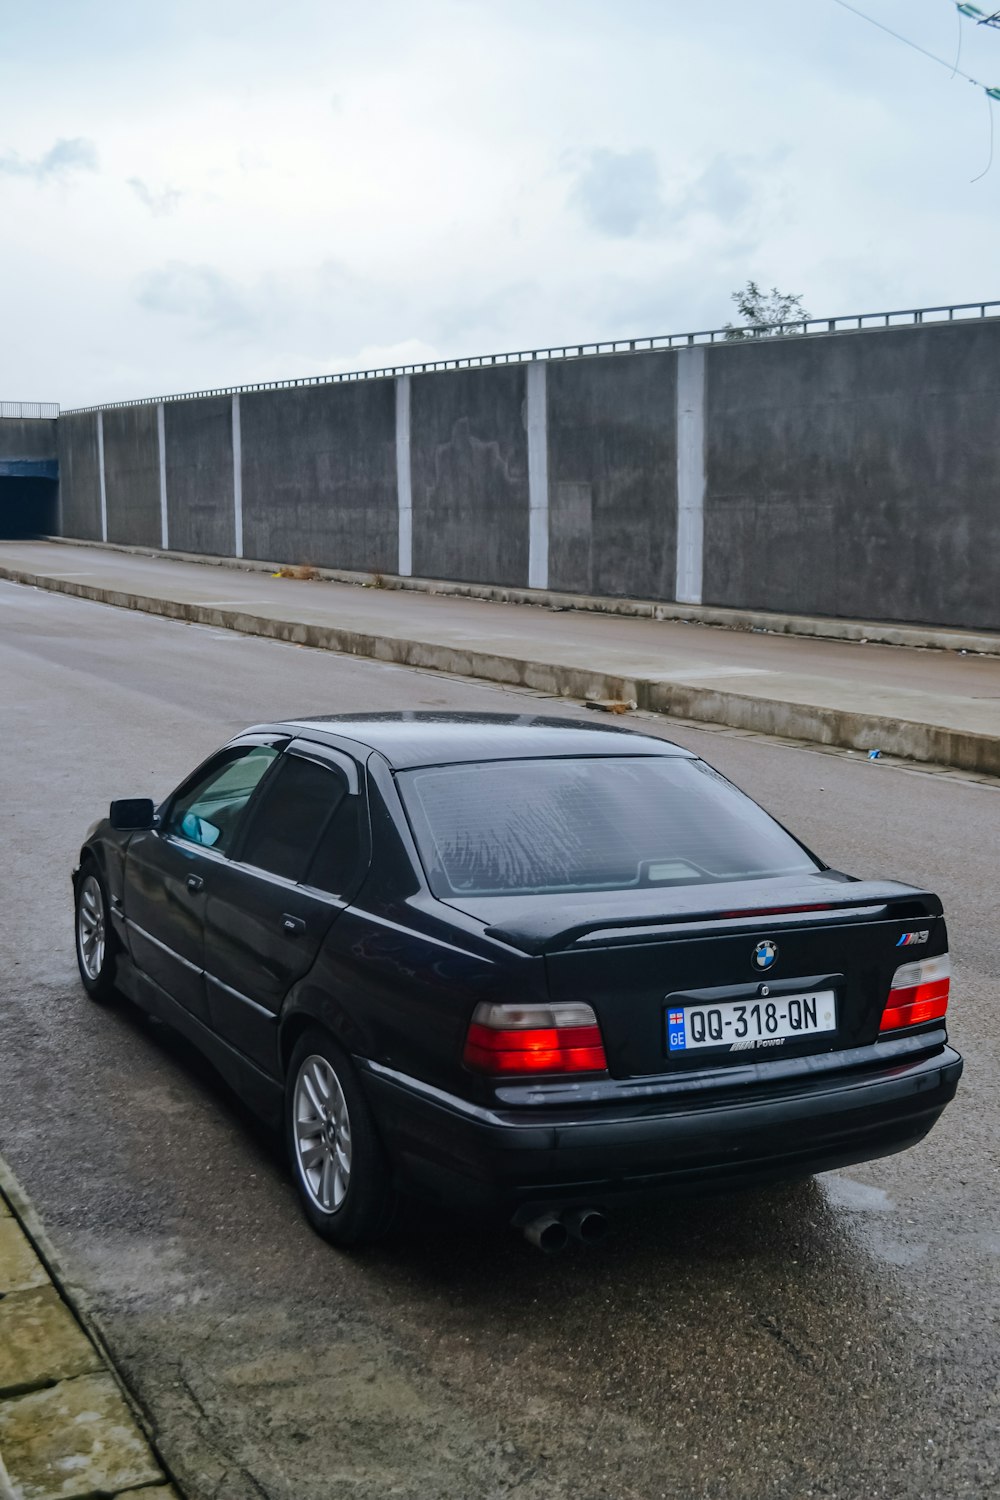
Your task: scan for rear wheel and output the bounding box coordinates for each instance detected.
[75,864,117,1003]
[285,1029,395,1246]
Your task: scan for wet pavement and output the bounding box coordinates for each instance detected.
[0,578,997,1499]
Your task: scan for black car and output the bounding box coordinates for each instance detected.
[74,713,962,1250]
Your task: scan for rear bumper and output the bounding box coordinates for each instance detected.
[358,1046,963,1211]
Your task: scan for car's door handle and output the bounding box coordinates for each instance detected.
[282,914,306,936]
[186,874,205,893]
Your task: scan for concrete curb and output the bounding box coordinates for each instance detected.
[37,535,1000,657]
[639,679,1000,778]
[0,1154,182,1498]
[0,1159,120,1386]
[3,562,999,777]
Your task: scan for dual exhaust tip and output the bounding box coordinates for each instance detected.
[521,1206,608,1253]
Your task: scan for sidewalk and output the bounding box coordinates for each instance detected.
[1,539,999,777]
[0,1164,177,1500]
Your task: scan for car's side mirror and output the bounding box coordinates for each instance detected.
[109,798,156,831]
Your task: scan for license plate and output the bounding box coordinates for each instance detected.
[667,990,837,1053]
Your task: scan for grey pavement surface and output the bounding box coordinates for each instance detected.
[35,534,1000,656]
[1,541,999,776]
[0,578,998,1500]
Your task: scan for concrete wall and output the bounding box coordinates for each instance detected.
[50,318,1000,631]
[165,397,235,556]
[56,413,102,540]
[410,366,529,587]
[0,418,57,462]
[241,382,397,571]
[547,351,677,599]
[702,323,1000,632]
[103,407,161,548]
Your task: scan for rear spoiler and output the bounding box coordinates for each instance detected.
[483,882,943,955]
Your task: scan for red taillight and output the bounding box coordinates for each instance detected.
[880,954,950,1033]
[463,1002,608,1076]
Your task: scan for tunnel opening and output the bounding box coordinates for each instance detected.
[0,476,58,538]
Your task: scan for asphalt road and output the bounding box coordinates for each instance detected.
[1,579,997,1500]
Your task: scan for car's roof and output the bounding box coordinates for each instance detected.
[249,711,695,770]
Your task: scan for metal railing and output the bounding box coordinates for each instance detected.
[60,298,1000,415]
[1,401,60,419]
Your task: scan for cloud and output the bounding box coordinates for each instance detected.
[135,256,422,373]
[340,336,442,372]
[566,148,763,245]
[430,282,536,346]
[137,262,258,336]
[682,155,756,219]
[127,177,183,216]
[5,1,997,407]
[567,148,665,238]
[0,136,97,180]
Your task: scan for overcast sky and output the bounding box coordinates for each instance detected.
[3,0,999,407]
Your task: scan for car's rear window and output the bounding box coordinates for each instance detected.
[398,757,820,898]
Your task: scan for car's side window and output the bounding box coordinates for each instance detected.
[237,754,350,884]
[305,791,365,896]
[166,745,280,854]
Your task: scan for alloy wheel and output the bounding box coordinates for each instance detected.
[293,1054,353,1213]
[77,874,106,982]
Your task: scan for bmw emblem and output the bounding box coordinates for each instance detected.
[752,940,778,971]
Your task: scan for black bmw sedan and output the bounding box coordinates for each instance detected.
[74,713,962,1249]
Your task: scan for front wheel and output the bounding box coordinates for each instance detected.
[285,1029,396,1247]
[75,864,118,1003]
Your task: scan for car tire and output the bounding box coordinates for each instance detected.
[74,861,118,1004]
[285,1029,396,1247]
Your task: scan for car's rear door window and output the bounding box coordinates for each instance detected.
[399,756,820,898]
[237,753,350,883]
[305,795,366,896]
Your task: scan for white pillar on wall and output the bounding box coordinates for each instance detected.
[231,394,244,559]
[156,402,169,551]
[675,346,706,604]
[395,375,413,577]
[526,359,549,590]
[96,410,108,543]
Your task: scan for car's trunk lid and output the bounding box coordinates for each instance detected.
[446,875,945,1078]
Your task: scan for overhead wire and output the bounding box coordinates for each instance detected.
[832,0,996,91]
[971,88,996,178]
[832,0,1000,179]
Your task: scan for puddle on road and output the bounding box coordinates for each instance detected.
[820,1174,894,1213]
